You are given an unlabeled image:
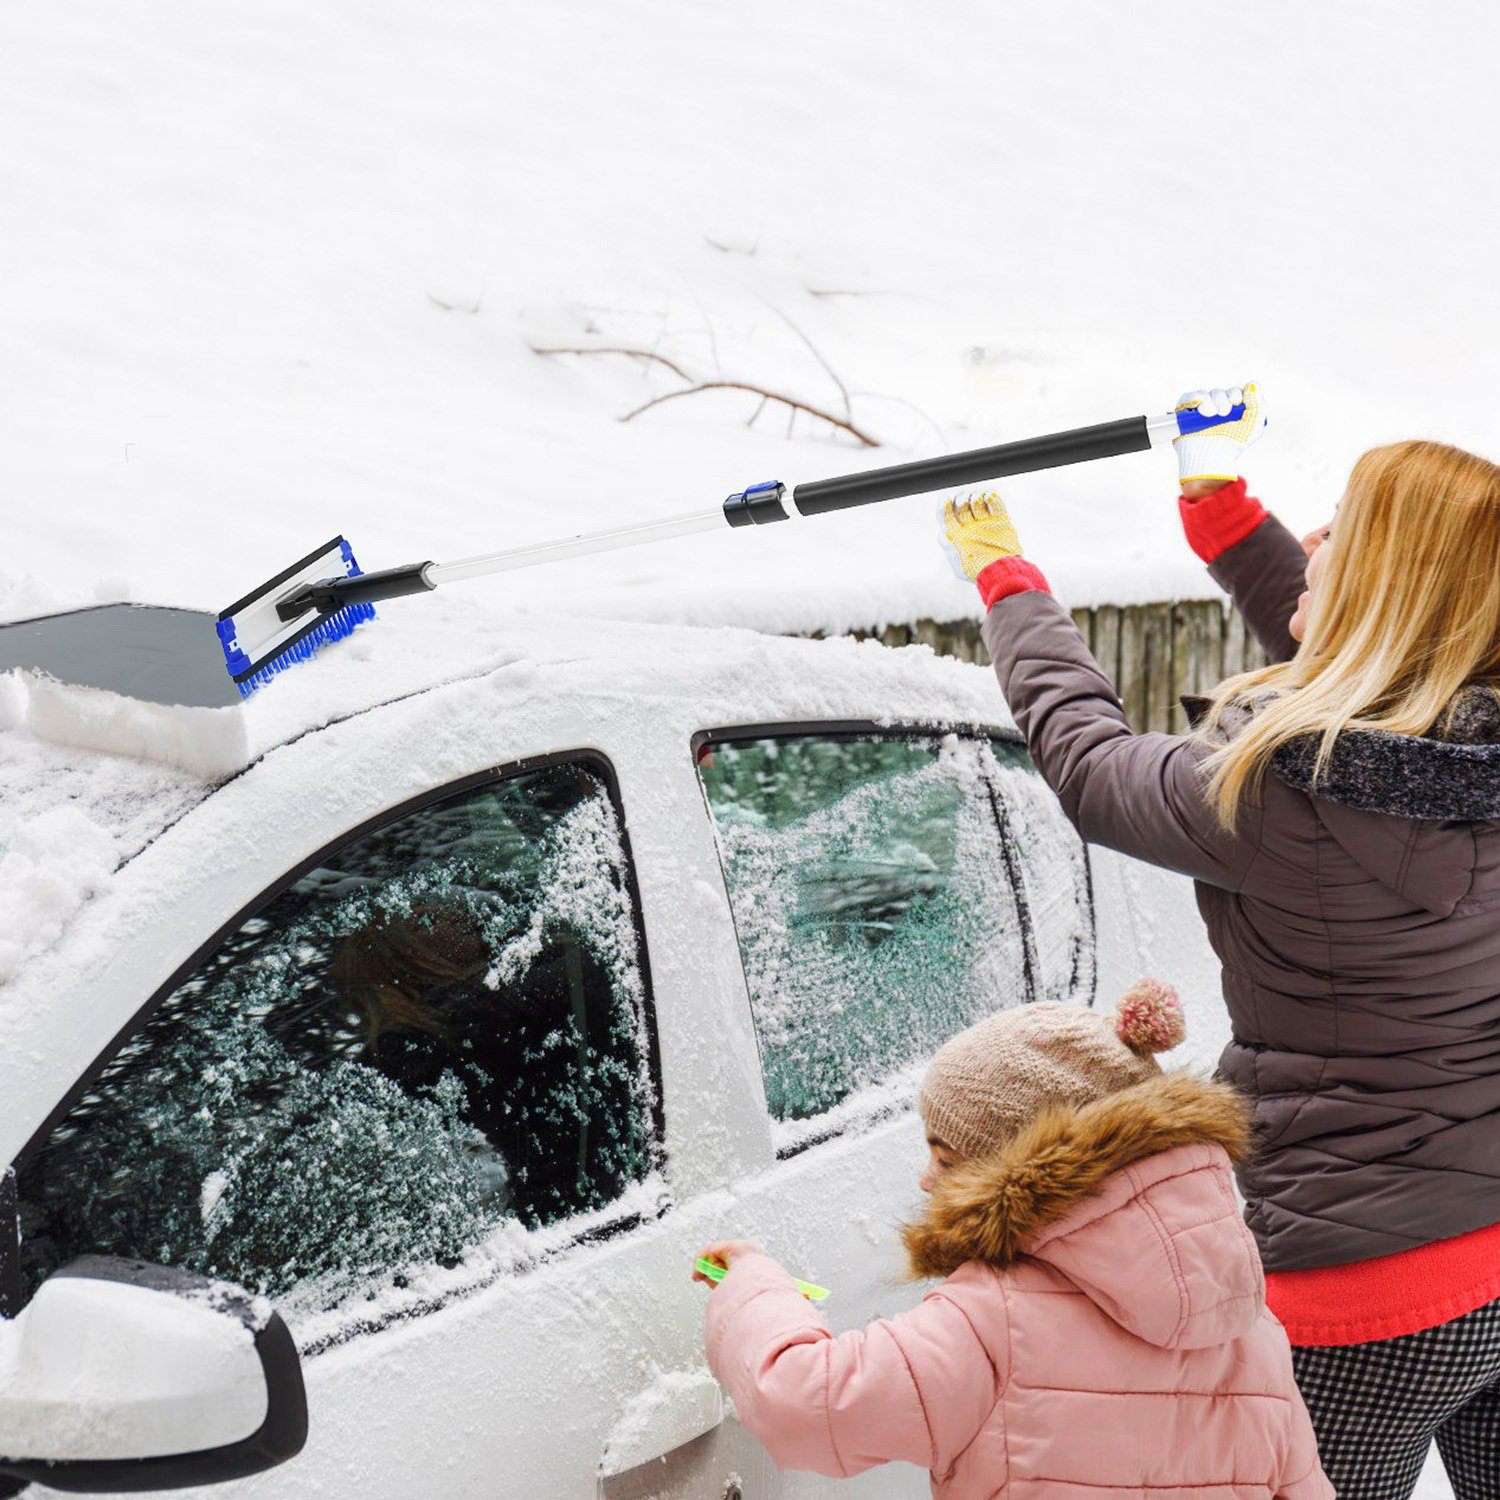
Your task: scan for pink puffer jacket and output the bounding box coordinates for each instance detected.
[705,1075,1331,1498]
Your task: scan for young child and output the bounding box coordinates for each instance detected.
[698,983,1332,1498]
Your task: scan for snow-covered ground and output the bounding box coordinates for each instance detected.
[5,3,1497,1495]
[4,0,1499,646]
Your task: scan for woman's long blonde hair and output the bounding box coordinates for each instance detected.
[1199,439,1500,828]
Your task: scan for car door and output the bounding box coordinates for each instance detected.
[690,724,1096,1498]
[7,750,705,1499]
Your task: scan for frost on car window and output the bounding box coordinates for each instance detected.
[18,762,657,1311]
[988,745,1096,1005]
[698,734,1090,1134]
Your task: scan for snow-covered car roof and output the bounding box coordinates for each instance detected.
[1,590,1010,787]
[0,593,1012,1158]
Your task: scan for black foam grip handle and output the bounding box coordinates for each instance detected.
[791,416,1152,516]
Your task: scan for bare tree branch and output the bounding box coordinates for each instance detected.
[759,300,852,423]
[619,381,879,447]
[851,388,948,446]
[533,343,879,447]
[530,345,693,383]
[704,234,759,256]
[687,287,721,373]
[429,290,483,314]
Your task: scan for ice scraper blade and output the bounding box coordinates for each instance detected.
[694,1257,830,1302]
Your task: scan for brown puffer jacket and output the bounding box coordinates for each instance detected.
[982,515,1500,1273]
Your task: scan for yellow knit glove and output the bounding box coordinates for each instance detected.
[941,492,1023,582]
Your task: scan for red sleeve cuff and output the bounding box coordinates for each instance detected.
[1178,477,1269,564]
[976,556,1051,610]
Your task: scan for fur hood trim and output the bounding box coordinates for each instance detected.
[1183,684,1500,822]
[902,1072,1250,1280]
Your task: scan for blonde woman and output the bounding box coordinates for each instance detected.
[942,388,1500,1500]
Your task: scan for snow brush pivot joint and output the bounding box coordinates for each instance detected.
[275,561,436,622]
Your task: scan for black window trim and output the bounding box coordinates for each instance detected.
[2,749,668,1331]
[690,717,1026,761]
[691,718,1096,1160]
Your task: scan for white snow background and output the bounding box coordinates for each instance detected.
[4,0,1499,640]
[5,3,1498,1494]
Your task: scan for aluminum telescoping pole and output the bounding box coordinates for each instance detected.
[427,413,1167,585]
[426,506,726,586]
[276,404,1220,620]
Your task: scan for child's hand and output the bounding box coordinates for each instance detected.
[693,1240,764,1286]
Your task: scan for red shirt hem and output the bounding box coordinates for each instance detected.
[1267,1220,1500,1347]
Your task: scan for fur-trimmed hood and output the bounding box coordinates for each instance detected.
[904,1074,1261,1351]
[1184,683,1500,822]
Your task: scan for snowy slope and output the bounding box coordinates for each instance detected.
[3,0,1499,648]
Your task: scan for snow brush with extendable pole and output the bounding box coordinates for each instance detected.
[216,398,1246,697]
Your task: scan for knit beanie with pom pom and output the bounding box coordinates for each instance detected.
[920,980,1186,1160]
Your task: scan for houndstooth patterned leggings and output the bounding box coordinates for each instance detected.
[1291,1294,1500,1500]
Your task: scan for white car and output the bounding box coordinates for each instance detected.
[0,598,1215,1499]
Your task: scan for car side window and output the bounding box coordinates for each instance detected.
[696,732,1093,1149]
[17,758,659,1319]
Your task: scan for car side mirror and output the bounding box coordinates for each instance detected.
[0,1255,307,1493]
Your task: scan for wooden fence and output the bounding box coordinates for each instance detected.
[846,600,1269,735]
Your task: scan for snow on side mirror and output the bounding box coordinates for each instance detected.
[0,1255,307,1492]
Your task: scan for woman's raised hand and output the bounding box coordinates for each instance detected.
[1173,383,1267,490]
[940,492,1025,582]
